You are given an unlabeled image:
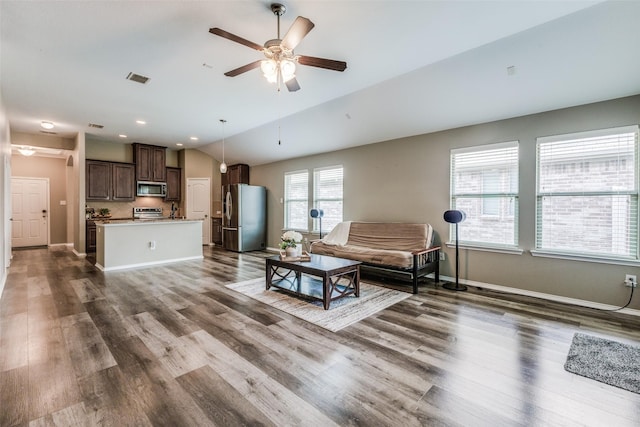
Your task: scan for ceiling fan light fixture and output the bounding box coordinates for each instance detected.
[261,59,277,76]
[280,59,296,81]
[40,121,54,130]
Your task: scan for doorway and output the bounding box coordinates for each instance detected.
[11,177,49,247]
[186,178,211,245]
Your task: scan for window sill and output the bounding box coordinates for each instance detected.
[445,242,524,255]
[530,250,640,267]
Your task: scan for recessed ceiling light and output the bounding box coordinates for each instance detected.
[119,134,127,138]
[40,121,54,129]
[190,137,198,141]
[176,143,184,147]
[136,120,146,125]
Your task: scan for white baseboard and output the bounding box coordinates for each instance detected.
[96,255,204,272]
[72,247,87,258]
[440,274,640,317]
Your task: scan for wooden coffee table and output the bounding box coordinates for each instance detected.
[266,254,361,310]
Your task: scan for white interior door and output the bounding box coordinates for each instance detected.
[186,178,210,244]
[11,177,49,247]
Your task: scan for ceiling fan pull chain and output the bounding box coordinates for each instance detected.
[278,87,282,145]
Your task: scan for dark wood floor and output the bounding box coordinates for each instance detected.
[1,246,640,426]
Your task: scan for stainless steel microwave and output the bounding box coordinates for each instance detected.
[137,181,167,197]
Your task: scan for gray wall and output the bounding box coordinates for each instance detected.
[251,95,640,310]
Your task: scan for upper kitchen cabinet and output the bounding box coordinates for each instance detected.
[222,163,249,186]
[165,167,181,201]
[86,160,110,200]
[86,160,135,201]
[133,143,166,182]
[111,162,136,201]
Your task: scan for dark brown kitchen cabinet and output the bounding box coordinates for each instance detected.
[86,221,96,253]
[212,218,222,245]
[221,163,249,186]
[86,160,110,200]
[165,167,181,201]
[86,160,135,201]
[133,143,166,182]
[112,162,136,200]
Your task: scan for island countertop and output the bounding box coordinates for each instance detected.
[95,218,202,226]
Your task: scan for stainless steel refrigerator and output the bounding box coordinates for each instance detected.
[222,184,267,252]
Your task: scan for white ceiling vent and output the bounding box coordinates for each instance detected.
[126,72,150,84]
[39,130,57,135]
[88,123,104,129]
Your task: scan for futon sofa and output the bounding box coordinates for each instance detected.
[310,221,440,293]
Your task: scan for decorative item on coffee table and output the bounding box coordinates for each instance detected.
[280,230,302,258]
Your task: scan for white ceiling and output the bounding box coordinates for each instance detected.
[2,1,640,166]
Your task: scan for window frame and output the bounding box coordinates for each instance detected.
[450,141,520,250]
[533,125,640,263]
[283,169,309,232]
[312,165,344,234]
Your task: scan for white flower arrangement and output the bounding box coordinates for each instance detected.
[280,230,303,249]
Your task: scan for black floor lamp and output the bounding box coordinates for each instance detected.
[310,208,324,239]
[443,210,467,291]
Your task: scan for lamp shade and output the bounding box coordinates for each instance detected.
[443,210,466,224]
[310,208,324,218]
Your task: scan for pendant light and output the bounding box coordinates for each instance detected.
[219,119,227,173]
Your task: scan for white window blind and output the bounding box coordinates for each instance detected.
[536,125,639,259]
[451,141,519,247]
[313,166,343,233]
[284,170,308,231]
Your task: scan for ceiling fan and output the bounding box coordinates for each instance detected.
[209,3,347,92]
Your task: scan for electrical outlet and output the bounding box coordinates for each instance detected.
[439,252,445,261]
[624,274,637,287]
[149,241,156,250]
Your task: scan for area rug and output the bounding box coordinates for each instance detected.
[564,333,640,394]
[225,278,410,332]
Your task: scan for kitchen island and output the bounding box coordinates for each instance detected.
[95,219,203,271]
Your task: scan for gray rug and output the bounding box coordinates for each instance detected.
[564,333,640,394]
[226,278,410,332]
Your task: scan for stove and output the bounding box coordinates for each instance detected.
[133,207,163,219]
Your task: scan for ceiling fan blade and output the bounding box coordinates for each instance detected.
[224,60,263,77]
[281,17,315,50]
[209,28,264,51]
[297,55,347,72]
[285,77,301,92]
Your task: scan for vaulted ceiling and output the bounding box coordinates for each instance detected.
[2,1,639,166]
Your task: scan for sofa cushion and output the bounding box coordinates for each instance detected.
[346,222,432,251]
[311,242,414,269]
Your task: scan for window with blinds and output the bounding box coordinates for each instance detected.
[284,170,309,231]
[450,141,519,247]
[313,166,343,233]
[536,126,639,259]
